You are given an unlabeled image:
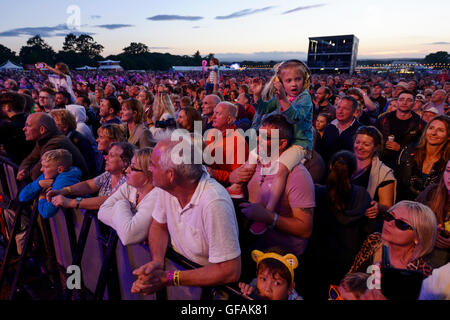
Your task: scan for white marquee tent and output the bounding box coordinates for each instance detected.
[76,65,97,70]
[0,60,24,71]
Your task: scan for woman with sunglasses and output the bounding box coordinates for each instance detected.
[396,115,450,201]
[98,147,158,246]
[416,160,450,268]
[47,142,135,211]
[349,200,437,278]
[352,126,396,223]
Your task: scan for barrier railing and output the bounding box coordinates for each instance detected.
[0,155,250,301]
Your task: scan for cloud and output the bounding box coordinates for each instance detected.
[426,42,450,45]
[215,51,307,62]
[282,4,326,14]
[215,6,276,20]
[147,15,203,21]
[95,24,134,30]
[90,15,102,19]
[0,24,95,37]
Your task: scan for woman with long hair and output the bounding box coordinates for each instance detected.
[120,98,154,148]
[149,88,176,136]
[416,159,450,267]
[301,150,372,300]
[176,106,202,133]
[397,115,450,201]
[35,62,75,103]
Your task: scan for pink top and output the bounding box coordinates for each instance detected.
[247,162,315,256]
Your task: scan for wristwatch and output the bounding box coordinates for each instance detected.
[75,197,82,209]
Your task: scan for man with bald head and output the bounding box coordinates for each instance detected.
[201,94,221,133]
[425,89,447,115]
[205,102,248,186]
[18,112,89,181]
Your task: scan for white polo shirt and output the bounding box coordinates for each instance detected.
[152,172,241,266]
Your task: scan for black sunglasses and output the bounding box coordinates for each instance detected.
[381,211,414,231]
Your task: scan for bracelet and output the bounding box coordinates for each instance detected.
[64,186,73,194]
[167,271,174,286]
[173,270,180,286]
[268,213,278,229]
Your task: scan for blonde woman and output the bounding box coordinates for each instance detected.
[149,89,176,136]
[98,147,158,246]
[349,201,437,278]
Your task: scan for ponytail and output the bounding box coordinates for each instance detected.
[326,151,356,212]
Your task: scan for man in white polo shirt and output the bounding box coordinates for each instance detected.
[131,138,241,298]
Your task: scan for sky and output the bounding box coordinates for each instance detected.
[0,0,449,62]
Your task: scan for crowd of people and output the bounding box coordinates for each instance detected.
[0,59,449,300]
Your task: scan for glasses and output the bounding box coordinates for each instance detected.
[329,285,343,300]
[381,211,414,231]
[129,166,144,172]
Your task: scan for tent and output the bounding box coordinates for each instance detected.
[0,60,24,71]
[76,65,97,70]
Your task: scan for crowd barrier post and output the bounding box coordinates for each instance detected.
[0,199,23,288]
[94,227,121,300]
[62,209,96,300]
[8,201,40,300]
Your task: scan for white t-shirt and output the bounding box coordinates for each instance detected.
[419,263,450,300]
[49,74,75,102]
[152,172,241,266]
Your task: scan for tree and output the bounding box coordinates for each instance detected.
[123,42,149,55]
[192,50,202,64]
[62,33,78,52]
[424,51,449,64]
[19,35,55,65]
[74,34,104,59]
[0,44,18,64]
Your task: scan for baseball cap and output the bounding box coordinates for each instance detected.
[415,94,426,102]
[424,107,439,114]
[395,81,409,90]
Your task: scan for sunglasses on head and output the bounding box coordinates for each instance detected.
[129,166,143,172]
[329,285,343,300]
[381,211,414,231]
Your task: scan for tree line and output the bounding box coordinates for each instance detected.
[0,34,216,71]
[0,34,448,71]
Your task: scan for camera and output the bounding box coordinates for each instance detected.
[155,118,177,129]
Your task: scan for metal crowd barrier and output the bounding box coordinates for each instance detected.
[0,155,249,300]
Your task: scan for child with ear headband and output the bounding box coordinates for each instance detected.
[230,60,313,235]
[238,248,303,300]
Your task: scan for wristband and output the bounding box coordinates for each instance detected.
[268,213,278,229]
[65,186,73,194]
[75,197,82,209]
[173,270,180,286]
[167,271,174,286]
